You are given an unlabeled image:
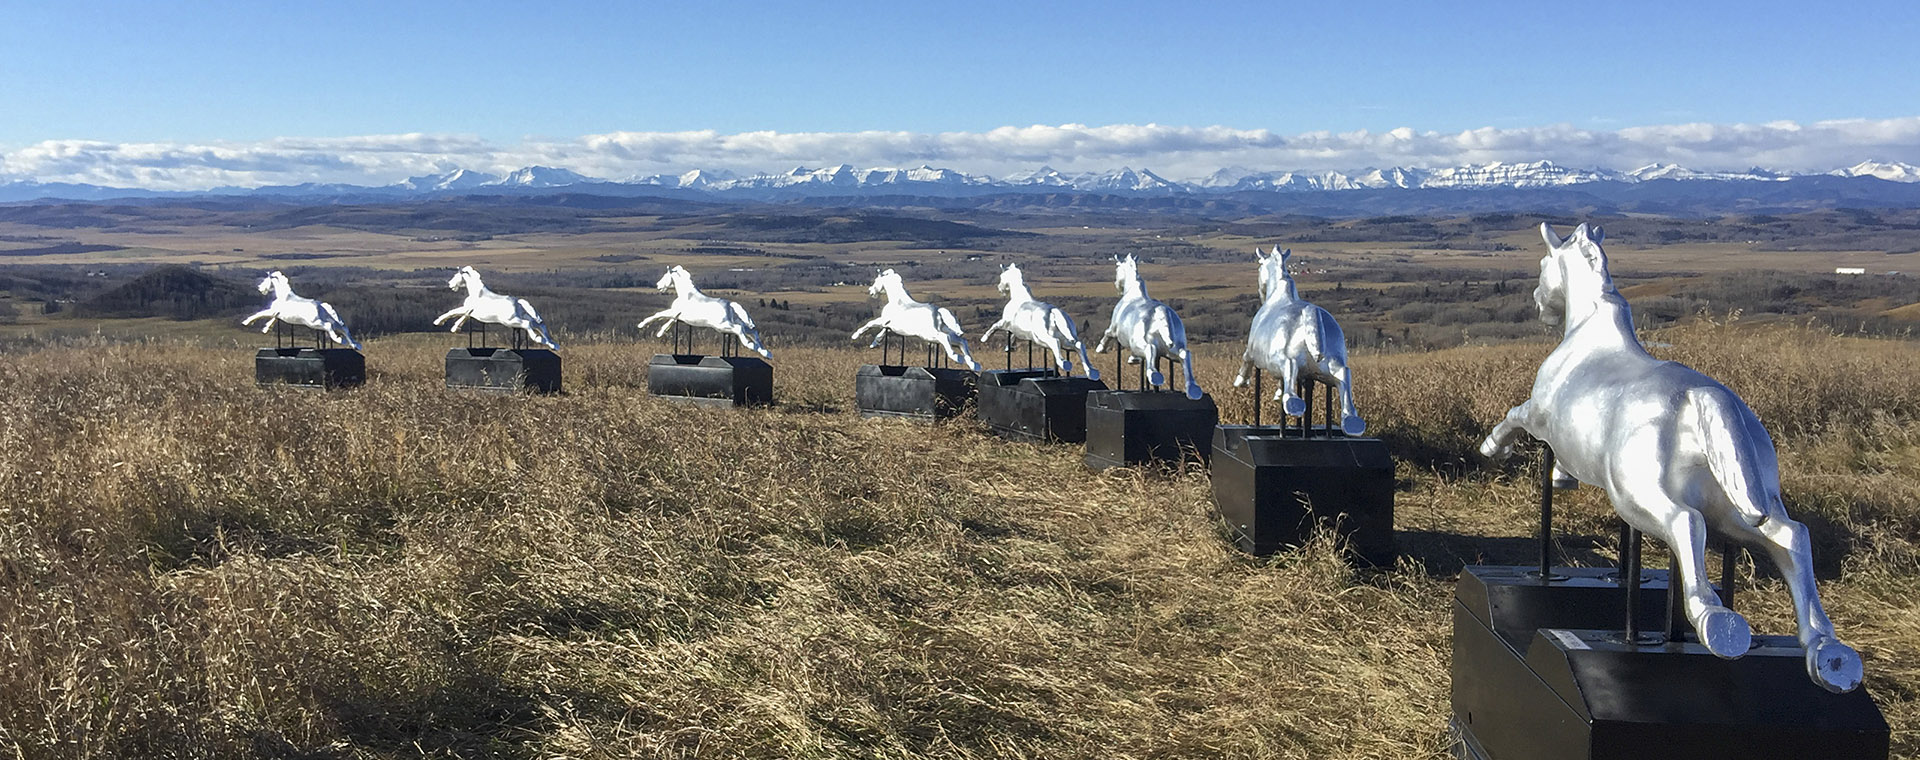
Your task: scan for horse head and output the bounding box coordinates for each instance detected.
[657,265,689,291]
[256,270,288,295]
[1113,254,1141,293]
[868,268,901,300]
[996,263,1022,295]
[1256,247,1294,300]
[448,266,482,292]
[1535,223,1610,328]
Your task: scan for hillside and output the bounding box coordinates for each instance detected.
[77,265,258,320]
[0,324,1915,758]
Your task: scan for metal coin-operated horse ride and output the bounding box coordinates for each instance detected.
[639,265,774,407]
[974,263,1108,443]
[434,266,561,393]
[850,268,981,420]
[242,271,365,389]
[1083,254,1216,469]
[1452,224,1887,760]
[1211,248,1393,565]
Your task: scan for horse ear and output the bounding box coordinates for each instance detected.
[1540,223,1565,249]
[1586,224,1604,244]
[1279,248,1291,261]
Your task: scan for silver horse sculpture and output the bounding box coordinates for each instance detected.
[1094,254,1202,399]
[1232,247,1364,435]
[637,265,771,358]
[241,270,361,349]
[980,263,1099,379]
[850,268,982,371]
[433,266,559,349]
[1480,223,1862,693]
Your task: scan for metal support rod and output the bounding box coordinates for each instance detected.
[1539,446,1556,581]
[1620,524,1654,645]
[1721,542,1737,612]
[1667,550,1687,642]
[1252,368,1262,426]
[1114,347,1123,390]
[1003,333,1013,371]
[1324,380,1335,437]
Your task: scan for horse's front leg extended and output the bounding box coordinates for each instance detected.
[257,315,280,333]
[1093,330,1112,354]
[1232,353,1257,387]
[979,318,1006,344]
[1478,400,1537,461]
[1744,514,1862,692]
[242,308,275,327]
[432,307,466,326]
[449,313,471,333]
[636,309,674,333]
[851,317,887,342]
[653,316,680,338]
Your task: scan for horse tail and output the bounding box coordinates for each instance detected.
[729,300,757,330]
[1692,387,1783,527]
[937,307,964,336]
[1049,307,1079,346]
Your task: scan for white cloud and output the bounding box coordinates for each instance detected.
[5,117,1920,190]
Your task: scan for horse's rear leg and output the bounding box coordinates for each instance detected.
[1327,359,1366,436]
[1144,345,1165,388]
[1278,360,1305,416]
[1648,501,1751,659]
[1742,515,1862,692]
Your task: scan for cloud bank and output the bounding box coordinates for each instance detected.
[5,117,1920,191]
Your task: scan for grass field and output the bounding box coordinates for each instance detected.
[1,322,1916,758]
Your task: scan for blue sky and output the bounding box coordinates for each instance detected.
[4,1,1920,187]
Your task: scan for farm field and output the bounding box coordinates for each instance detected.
[1,323,1917,758]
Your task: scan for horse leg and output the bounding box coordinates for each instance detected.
[242,308,275,326]
[851,317,887,342]
[1741,515,1862,692]
[1628,489,1751,659]
[449,313,470,333]
[432,307,465,326]
[654,316,680,338]
[1478,400,1538,461]
[1232,353,1257,387]
[979,318,1005,344]
[1093,330,1113,354]
[1327,358,1366,436]
[257,315,279,333]
[1044,336,1071,375]
[1277,360,1305,416]
[1143,343,1165,389]
[636,309,673,333]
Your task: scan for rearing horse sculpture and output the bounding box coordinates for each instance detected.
[1479,223,1862,693]
[433,266,559,350]
[241,270,361,349]
[980,263,1099,379]
[1094,254,1202,399]
[1232,247,1363,434]
[850,269,982,371]
[636,265,771,358]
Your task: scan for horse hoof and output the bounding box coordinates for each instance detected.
[1186,386,1203,401]
[1477,436,1508,461]
[1085,369,1100,381]
[1696,607,1753,659]
[1283,396,1306,416]
[1807,638,1864,693]
[1148,371,1166,387]
[1342,416,1366,436]
[1232,374,1248,388]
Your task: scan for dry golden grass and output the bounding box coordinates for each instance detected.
[0,322,1915,758]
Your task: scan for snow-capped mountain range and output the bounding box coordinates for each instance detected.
[2,160,1918,204]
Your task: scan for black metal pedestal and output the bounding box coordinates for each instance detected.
[1451,566,1888,760]
[1209,424,1394,564]
[254,347,365,389]
[445,348,561,393]
[1083,390,1218,469]
[647,354,773,407]
[977,368,1108,443]
[855,364,977,420]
